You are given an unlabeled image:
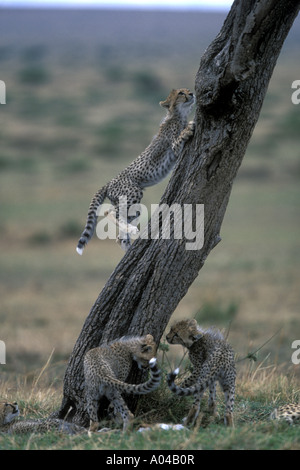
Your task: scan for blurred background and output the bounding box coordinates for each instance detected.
[0,2,299,384]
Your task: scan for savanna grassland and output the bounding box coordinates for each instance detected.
[0,8,299,450]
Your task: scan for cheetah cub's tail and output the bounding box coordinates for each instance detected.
[102,357,161,395]
[167,367,213,397]
[135,357,161,395]
[76,184,108,255]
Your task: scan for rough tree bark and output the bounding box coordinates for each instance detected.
[57,0,300,426]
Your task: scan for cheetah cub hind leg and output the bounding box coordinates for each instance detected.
[104,209,139,236]
[104,208,139,252]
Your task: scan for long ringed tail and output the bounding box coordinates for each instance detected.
[167,348,230,397]
[102,358,161,395]
[167,368,212,397]
[76,184,108,255]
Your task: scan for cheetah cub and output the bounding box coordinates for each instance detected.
[166,319,236,427]
[270,404,300,424]
[83,334,161,432]
[76,88,195,254]
[0,401,85,434]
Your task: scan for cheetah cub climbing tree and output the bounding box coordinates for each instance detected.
[76,88,195,253]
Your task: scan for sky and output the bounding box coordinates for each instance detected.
[0,0,233,9]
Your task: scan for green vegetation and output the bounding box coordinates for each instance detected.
[0,8,299,450]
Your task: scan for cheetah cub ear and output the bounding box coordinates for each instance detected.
[144,334,154,342]
[187,319,198,329]
[141,334,156,353]
[159,98,169,109]
[159,90,176,109]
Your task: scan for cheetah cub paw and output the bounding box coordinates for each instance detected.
[182,120,195,141]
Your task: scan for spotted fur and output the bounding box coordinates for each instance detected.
[76,88,195,253]
[166,319,236,427]
[83,334,161,432]
[270,404,300,424]
[0,401,85,434]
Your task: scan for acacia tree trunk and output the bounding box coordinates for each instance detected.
[57,0,300,426]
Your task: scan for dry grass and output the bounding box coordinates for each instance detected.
[0,356,299,450]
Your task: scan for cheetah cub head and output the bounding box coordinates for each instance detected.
[160,88,195,115]
[0,401,20,426]
[132,334,158,370]
[166,319,202,348]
